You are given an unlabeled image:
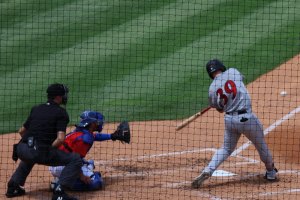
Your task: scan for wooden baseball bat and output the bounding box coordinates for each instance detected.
[175,106,211,131]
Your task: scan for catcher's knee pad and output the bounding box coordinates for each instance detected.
[71,172,104,191]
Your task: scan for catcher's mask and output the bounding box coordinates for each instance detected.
[47,83,69,105]
[206,59,226,79]
[77,111,105,132]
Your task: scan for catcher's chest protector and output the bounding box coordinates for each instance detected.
[61,130,95,157]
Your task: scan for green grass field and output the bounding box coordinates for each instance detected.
[0,0,299,133]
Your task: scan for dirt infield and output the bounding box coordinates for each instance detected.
[1,55,300,199]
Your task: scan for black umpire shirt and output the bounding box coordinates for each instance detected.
[21,100,70,146]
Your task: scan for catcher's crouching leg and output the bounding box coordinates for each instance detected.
[71,172,104,191]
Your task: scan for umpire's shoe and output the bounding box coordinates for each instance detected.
[191,171,211,189]
[6,181,25,198]
[52,185,78,200]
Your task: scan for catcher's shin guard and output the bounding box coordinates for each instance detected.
[71,171,104,191]
[192,171,210,188]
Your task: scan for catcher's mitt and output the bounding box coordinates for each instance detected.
[111,121,131,144]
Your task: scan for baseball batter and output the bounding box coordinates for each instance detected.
[192,59,277,188]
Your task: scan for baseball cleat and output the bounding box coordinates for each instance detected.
[192,171,210,188]
[52,191,78,200]
[50,181,58,192]
[264,168,278,181]
[52,185,78,200]
[6,180,25,198]
[6,185,25,198]
[50,177,59,191]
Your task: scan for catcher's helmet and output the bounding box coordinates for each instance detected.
[206,59,226,79]
[77,111,105,132]
[47,83,69,104]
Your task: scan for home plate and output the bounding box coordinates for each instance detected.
[212,170,237,177]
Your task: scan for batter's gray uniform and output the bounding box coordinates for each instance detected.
[204,68,274,174]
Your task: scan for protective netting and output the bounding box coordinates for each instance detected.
[1,0,300,199]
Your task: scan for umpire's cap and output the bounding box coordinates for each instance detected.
[77,111,105,132]
[206,59,226,79]
[47,83,69,104]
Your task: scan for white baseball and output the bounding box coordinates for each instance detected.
[280,91,287,97]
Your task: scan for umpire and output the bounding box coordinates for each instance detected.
[6,83,82,200]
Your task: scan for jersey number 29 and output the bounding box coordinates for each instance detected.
[216,80,237,106]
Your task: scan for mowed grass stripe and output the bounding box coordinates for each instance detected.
[99,0,300,120]
[0,0,177,123]
[222,1,300,82]
[0,0,228,128]
[0,0,115,70]
[0,0,228,97]
[81,0,293,117]
[0,0,191,130]
[0,0,175,70]
[94,0,296,117]
[0,0,75,29]
[2,0,271,89]
[0,0,299,131]
[0,0,298,118]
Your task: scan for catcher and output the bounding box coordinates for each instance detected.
[49,110,131,191]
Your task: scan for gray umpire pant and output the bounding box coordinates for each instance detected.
[9,142,82,188]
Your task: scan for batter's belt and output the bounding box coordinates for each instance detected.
[226,110,247,115]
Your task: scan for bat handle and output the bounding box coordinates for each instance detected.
[175,106,211,131]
